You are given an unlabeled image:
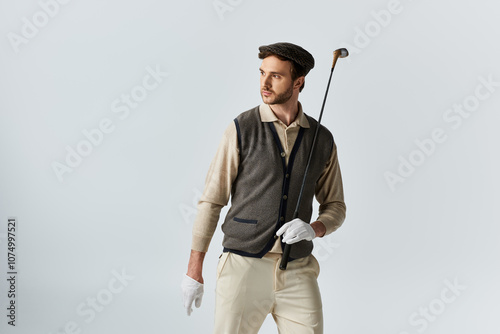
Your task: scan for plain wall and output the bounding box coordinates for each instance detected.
[1,0,499,333]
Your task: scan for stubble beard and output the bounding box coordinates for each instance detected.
[261,83,294,105]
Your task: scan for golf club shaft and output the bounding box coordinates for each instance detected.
[279,50,344,270]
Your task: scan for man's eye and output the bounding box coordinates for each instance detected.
[273,75,280,78]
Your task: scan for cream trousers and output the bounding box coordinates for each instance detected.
[214,251,323,334]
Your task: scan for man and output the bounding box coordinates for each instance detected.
[181,42,346,333]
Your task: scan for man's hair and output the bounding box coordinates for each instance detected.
[258,50,306,92]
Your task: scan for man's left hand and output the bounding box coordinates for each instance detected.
[276,218,316,244]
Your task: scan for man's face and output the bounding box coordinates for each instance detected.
[259,55,296,105]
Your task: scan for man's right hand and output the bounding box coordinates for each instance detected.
[182,250,206,315]
[181,274,204,316]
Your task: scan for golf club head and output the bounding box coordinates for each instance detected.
[335,48,349,58]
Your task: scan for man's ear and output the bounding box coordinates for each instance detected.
[294,76,305,90]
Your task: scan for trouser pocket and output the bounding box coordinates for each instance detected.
[216,252,230,280]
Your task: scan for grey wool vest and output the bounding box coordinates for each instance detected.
[221,106,334,260]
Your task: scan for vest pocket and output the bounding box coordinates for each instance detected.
[233,217,258,224]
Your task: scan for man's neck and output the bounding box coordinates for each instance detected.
[269,98,299,126]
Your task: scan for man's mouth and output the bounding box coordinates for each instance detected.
[262,89,272,97]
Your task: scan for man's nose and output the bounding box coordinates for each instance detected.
[262,74,271,87]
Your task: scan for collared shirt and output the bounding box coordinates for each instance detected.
[191,102,346,254]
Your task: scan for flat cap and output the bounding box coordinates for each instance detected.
[259,42,315,75]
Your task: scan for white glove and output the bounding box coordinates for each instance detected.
[276,218,316,244]
[181,274,204,316]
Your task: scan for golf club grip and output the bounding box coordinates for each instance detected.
[279,211,299,270]
[280,243,292,270]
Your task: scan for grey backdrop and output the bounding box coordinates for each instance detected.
[1,0,499,333]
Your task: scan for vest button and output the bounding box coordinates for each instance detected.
[280,216,284,222]
[280,152,285,157]
[274,235,279,240]
[285,173,290,178]
[283,195,287,200]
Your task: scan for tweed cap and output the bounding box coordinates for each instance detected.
[258,42,315,75]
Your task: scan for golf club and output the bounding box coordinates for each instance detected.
[279,48,349,270]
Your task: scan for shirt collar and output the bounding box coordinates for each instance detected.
[258,102,310,128]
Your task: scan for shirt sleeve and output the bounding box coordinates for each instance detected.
[191,122,239,253]
[314,142,347,235]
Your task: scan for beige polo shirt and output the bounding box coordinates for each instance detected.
[191,102,346,254]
